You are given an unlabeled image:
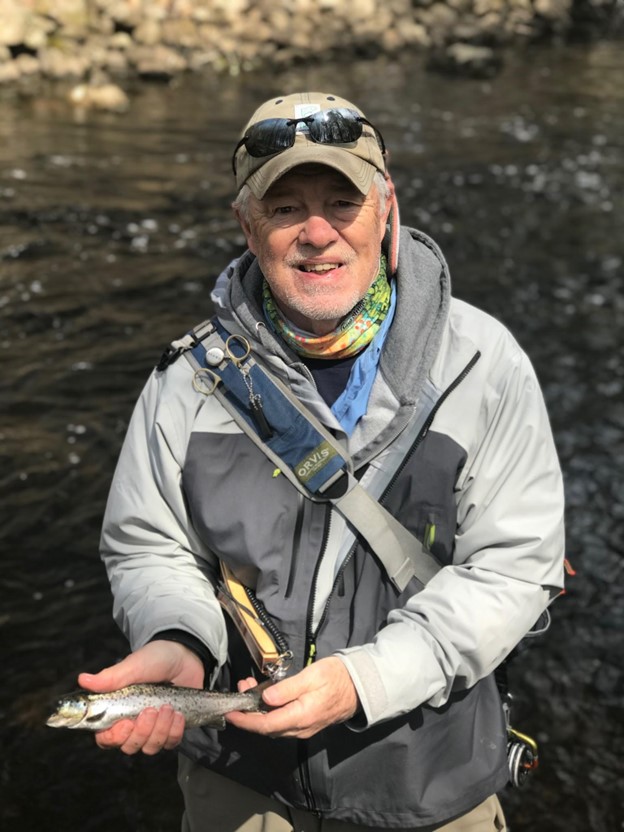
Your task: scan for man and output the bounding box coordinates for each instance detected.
[80,92,565,831]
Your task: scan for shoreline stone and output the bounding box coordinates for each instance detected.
[0,0,620,101]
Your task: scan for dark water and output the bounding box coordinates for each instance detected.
[1,41,622,831]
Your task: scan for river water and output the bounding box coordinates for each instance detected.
[1,40,622,831]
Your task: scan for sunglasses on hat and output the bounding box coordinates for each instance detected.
[231,107,386,175]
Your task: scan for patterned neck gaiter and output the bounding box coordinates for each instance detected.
[262,254,391,359]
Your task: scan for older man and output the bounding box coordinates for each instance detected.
[80,92,565,831]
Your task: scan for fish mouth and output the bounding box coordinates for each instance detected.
[46,713,81,728]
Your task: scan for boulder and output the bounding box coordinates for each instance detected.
[129,44,188,79]
[39,46,90,78]
[0,59,20,82]
[0,0,29,45]
[68,80,130,111]
[534,0,572,20]
[427,41,504,77]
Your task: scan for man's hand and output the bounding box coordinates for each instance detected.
[78,640,204,755]
[226,657,359,739]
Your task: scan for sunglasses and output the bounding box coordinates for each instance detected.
[231,108,387,175]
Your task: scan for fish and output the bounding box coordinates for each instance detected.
[46,682,269,731]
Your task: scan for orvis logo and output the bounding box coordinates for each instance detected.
[295,440,337,484]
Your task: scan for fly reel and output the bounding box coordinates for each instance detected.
[507,727,539,787]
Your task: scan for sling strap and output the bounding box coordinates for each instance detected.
[158,318,442,592]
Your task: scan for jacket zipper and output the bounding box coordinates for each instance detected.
[304,505,333,667]
[305,350,482,657]
[298,504,333,814]
[285,492,306,599]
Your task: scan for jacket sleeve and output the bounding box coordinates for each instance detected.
[337,328,565,726]
[99,363,228,668]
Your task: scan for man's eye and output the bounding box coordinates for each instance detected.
[273,205,295,215]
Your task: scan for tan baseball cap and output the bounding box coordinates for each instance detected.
[233,92,387,199]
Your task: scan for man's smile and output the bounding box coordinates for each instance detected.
[297,262,342,274]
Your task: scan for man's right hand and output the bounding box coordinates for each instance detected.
[78,640,205,756]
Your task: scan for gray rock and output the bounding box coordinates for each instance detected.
[427,41,504,77]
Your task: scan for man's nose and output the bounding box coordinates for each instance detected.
[298,213,339,248]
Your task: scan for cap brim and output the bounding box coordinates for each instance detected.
[245,144,378,199]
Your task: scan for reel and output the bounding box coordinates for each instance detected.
[507,727,539,787]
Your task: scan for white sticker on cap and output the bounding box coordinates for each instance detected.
[294,104,321,119]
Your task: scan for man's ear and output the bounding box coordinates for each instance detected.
[383,176,400,275]
[383,176,395,226]
[232,205,257,255]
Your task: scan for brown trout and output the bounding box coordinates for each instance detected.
[46,683,268,731]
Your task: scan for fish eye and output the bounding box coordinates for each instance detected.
[58,696,88,714]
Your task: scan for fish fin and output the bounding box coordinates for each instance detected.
[214,717,227,730]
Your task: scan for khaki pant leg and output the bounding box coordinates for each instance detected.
[433,796,507,832]
[315,795,507,832]
[177,757,506,832]
[178,756,296,832]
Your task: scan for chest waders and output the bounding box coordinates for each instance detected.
[158,317,544,788]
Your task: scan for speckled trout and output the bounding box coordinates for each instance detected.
[46,683,268,731]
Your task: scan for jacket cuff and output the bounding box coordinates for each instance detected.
[335,650,388,731]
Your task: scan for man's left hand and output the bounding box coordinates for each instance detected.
[226,657,359,739]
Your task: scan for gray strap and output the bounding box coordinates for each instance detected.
[333,478,442,592]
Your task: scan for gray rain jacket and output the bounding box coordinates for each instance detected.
[100,226,565,828]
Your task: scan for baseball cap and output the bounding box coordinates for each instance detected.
[233,92,387,199]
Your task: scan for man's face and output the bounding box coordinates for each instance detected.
[236,165,392,336]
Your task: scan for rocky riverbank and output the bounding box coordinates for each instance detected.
[0,0,620,103]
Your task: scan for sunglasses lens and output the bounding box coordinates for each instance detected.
[244,118,297,158]
[308,109,363,144]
